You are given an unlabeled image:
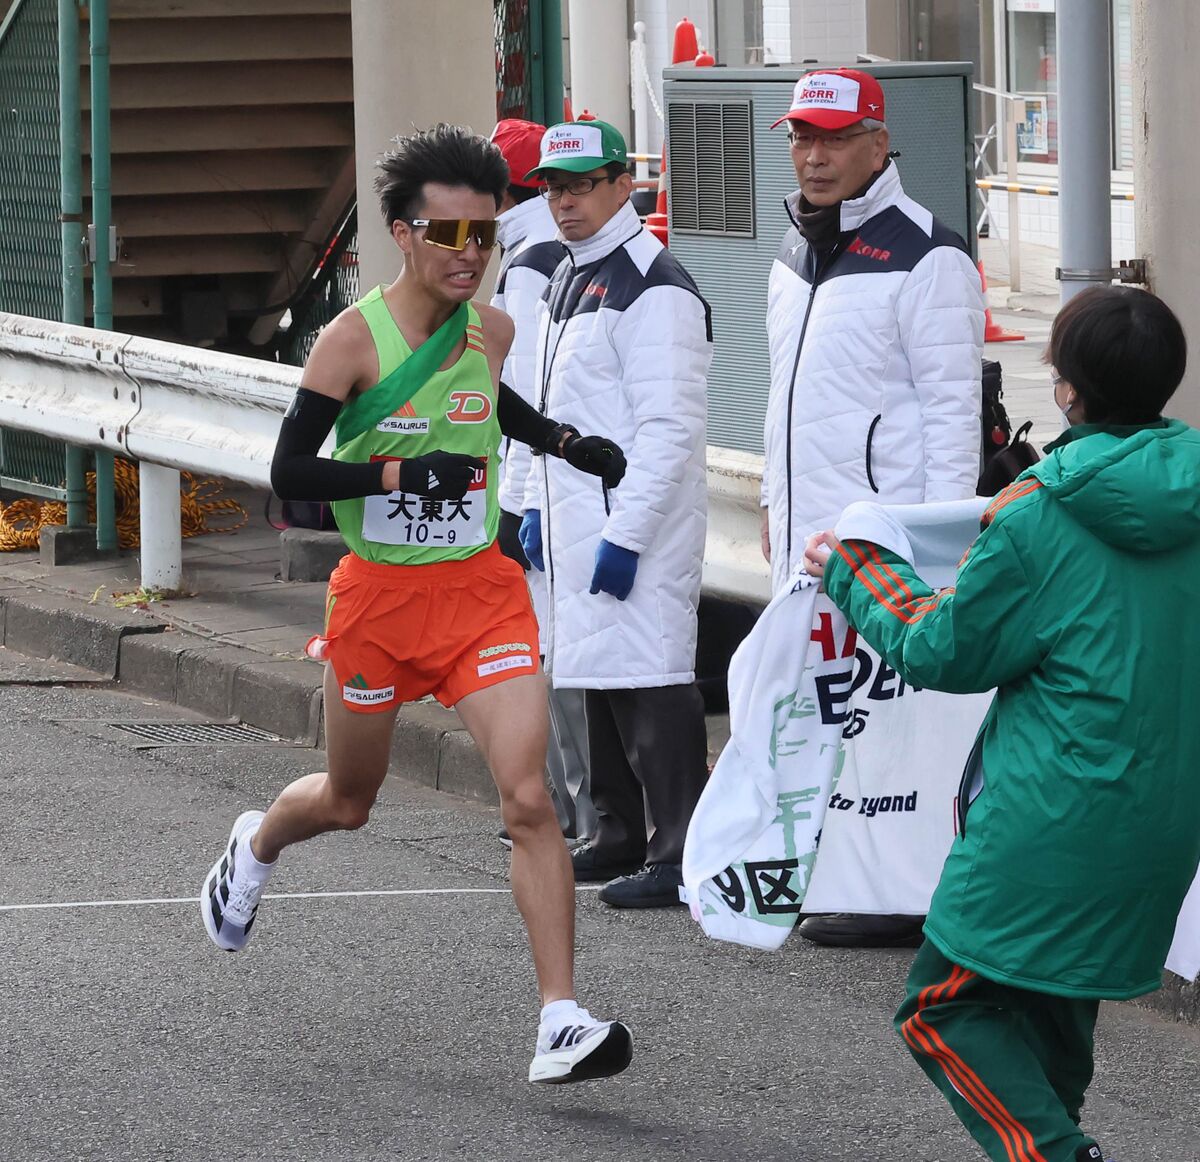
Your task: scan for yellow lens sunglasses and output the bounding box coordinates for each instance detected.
[407,218,499,252]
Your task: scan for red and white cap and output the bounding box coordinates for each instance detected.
[770,68,886,130]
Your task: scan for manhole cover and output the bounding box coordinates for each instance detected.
[110,721,282,745]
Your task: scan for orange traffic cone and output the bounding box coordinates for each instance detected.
[978,259,1025,342]
[646,143,668,247]
[672,17,699,64]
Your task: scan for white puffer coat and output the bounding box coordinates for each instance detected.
[492,196,564,515]
[764,163,985,595]
[524,201,712,689]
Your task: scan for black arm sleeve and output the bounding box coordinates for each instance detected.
[497,381,564,453]
[270,388,389,501]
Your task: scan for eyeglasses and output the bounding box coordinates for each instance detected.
[787,127,879,152]
[406,218,498,251]
[540,173,620,201]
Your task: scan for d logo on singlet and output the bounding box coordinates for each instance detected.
[447,390,493,424]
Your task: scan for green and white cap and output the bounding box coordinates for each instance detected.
[524,119,628,180]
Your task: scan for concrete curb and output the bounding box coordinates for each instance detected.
[0,591,165,677]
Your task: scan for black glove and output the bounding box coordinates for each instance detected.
[497,508,530,570]
[560,432,627,489]
[397,451,485,500]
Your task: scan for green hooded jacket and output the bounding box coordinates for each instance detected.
[824,419,1200,999]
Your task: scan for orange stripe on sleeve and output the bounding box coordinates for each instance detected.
[841,541,951,626]
[983,479,1043,526]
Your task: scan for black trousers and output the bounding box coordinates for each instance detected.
[584,683,708,866]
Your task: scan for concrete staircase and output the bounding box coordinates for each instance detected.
[81,0,355,349]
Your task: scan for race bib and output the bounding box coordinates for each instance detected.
[361,460,489,548]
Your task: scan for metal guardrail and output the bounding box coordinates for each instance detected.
[0,310,771,603]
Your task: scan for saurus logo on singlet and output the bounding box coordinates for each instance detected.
[446,390,493,424]
[378,399,430,434]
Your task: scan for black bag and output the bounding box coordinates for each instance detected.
[978,421,1040,497]
[265,496,337,532]
[976,358,1040,496]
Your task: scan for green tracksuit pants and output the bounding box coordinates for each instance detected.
[896,941,1105,1162]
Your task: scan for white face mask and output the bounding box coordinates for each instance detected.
[1052,372,1075,429]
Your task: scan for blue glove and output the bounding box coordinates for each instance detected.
[519,510,544,571]
[589,539,638,601]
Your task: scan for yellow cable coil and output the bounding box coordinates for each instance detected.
[0,459,248,552]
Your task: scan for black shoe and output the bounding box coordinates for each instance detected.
[797,913,925,948]
[571,842,642,884]
[1075,1145,1105,1162]
[599,863,685,909]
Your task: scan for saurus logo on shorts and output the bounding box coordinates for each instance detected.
[342,673,395,705]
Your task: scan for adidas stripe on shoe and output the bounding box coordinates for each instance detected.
[529,1008,633,1084]
[201,810,270,952]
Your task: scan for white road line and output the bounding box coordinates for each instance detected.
[0,885,602,913]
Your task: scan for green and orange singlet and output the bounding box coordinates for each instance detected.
[330,286,501,565]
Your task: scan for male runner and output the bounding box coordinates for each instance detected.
[200,123,631,1085]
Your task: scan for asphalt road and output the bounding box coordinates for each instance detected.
[0,659,1197,1162]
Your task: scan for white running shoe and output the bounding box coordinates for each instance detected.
[201,810,269,952]
[528,1006,633,1084]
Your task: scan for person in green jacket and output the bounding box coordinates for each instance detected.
[803,285,1200,1162]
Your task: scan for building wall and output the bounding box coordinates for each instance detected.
[351,0,497,295]
[636,1,870,159]
[1134,0,1200,426]
[985,190,1136,261]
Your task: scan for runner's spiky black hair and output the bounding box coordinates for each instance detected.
[374,123,509,226]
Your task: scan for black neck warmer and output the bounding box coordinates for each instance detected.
[794,159,891,254]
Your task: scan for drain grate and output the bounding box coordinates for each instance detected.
[110,721,282,745]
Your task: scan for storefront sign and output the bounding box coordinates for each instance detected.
[1007,0,1055,11]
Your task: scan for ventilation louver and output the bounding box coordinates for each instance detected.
[667,101,755,238]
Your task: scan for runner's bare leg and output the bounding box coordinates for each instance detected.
[251,665,399,863]
[455,671,575,1004]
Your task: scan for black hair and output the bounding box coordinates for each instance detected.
[1048,286,1187,424]
[374,123,509,226]
[506,182,541,206]
[603,161,629,180]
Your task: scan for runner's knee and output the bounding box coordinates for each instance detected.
[324,788,376,831]
[499,779,555,836]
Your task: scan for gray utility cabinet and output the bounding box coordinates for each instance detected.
[664,62,976,455]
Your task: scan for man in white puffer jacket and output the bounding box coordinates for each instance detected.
[762,68,985,948]
[489,118,594,847]
[519,119,713,909]
[763,68,985,596]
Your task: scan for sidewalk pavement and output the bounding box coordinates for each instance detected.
[978,234,1064,451]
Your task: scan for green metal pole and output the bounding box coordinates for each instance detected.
[527,0,545,125]
[540,0,563,124]
[60,0,87,529]
[89,0,117,551]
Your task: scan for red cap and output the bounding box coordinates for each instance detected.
[491,118,548,188]
[770,68,886,130]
